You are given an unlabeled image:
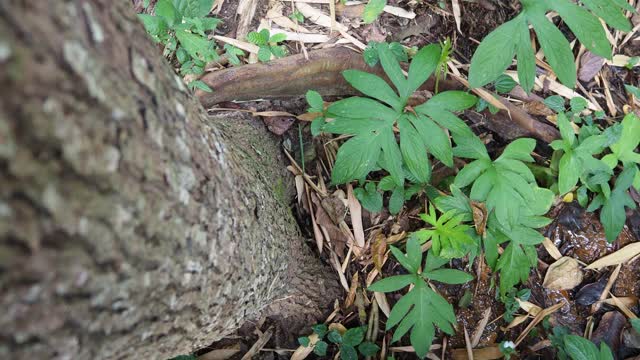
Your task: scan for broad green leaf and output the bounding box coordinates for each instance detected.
[270,45,287,58]
[599,343,614,360]
[408,115,453,167]
[389,186,405,215]
[343,70,401,110]
[269,33,287,43]
[314,341,328,356]
[469,17,521,88]
[609,113,640,165]
[516,23,536,93]
[305,90,324,111]
[173,0,214,18]
[156,0,181,26]
[354,182,383,212]
[557,113,576,147]
[529,13,577,88]
[312,324,328,337]
[407,44,441,96]
[417,106,475,138]
[362,0,386,24]
[558,152,581,195]
[378,45,407,99]
[327,97,397,122]
[424,269,474,284]
[342,327,365,346]
[497,138,536,162]
[454,159,490,187]
[332,135,381,184]
[257,46,271,62]
[496,242,532,295]
[423,91,478,112]
[369,274,416,292]
[553,0,611,58]
[581,0,632,32]
[175,30,212,60]
[380,127,405,187]
[138,14,168,37]
[358,342,380,356]
[340,345,357,360]
[298,337,310,347]
[544,95,566,112]
[600,166,637,242]
[188,80,212,92]
[632,318,640,333]
[328,330,342,344]
[494,74,518,93]
[398,117,430,183]
[570,97,589,113]
[563,335,600,360]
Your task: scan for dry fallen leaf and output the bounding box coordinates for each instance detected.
[372,232,388,272]
[578,51,605,82]
[471,201,487,237]
[543,256,583,290]
[586,242,640,270]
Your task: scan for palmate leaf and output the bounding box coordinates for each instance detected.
[412,205,475,259]
[602,113,640,189]
[172,0,214,18]
[469,0,632,91]
[368,240,472,358]
[322,44,477,187]
[599,166,637,242]
[454,138,541,229]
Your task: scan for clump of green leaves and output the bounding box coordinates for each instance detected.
[298,324,379,359]
[368,237,473,358]
[223,44,245,66]
[502,287,531,322]
[449,137,555,294]
[551,332,615,360]
[411,204,476,259]
[246,29,288,62]
[362,41,407,67]
[138,0,222,91]
[469,0,633,92]
[309,43,477,214]
[549,112,638,242]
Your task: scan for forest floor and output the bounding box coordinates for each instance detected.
[135,0,640,359]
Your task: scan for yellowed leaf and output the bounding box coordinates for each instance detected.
[586,243,640,270]
[543,256,583,290]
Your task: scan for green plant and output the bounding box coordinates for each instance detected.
[502,287,531,322]
[499,341,517,359]
[246,29,288,62]
[310,43,477,203]
[468,0,633,92]
[411,204,476,259]
[289,10,305,23]
[298,324,380,359]
[362,0,386,24]
[557,334,614,360]
[448,138,555,294]
[362,41,407,67]
[368,237,473,358]
[223,44,245,66]
[138,0,221,92]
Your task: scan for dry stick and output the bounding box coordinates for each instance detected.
[197,47,560,143]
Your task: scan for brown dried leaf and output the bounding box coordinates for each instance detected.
[344,272,359,309]
[471,201,487,237]
[579,51,605,82]
[543,256,583,290]
[372,233,388,272]
[586,243,640,270]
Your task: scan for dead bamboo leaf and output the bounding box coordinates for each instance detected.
[295,3,348,31]
[213,35,260,54]
[199,346,241,360]
[374,291,390,318]
[542,237,562,260]
[241,326,273,360]
[372,233,388,272]
[347,185,365,248]
[471,308,492,348]
[344,272,359,308]
[464,326,474,360]
[270,28,330,43]
[609,293,638,319]
[383,5,415,19]
[515,302,565,346]
[585,242,640,270]
[602,296,638,309]
[592,263,621,313]
[543,256,583,290]
[291,333,320,360]
[266,2,312,32]
[578,51,605,82]
[451,0,462,34]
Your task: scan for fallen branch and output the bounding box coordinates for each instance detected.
[197,47,559,143]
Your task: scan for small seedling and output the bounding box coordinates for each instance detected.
[246,29,288,62]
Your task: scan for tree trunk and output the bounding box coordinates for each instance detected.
[0,1,340,359]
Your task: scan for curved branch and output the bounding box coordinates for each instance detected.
[197,47,559,143]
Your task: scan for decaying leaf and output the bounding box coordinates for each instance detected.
[579,51,605,82]
[471,201,488,236]
[523,100,555,116]
[372,232,388,272]
[586,242,640,270]
[344,272,359,308]
[543,256,583,290]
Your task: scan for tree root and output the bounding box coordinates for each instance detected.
[197,47,559,143]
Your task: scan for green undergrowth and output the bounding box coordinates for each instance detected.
[305,40,640,357]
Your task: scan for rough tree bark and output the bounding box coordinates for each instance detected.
[0,1,340,359]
